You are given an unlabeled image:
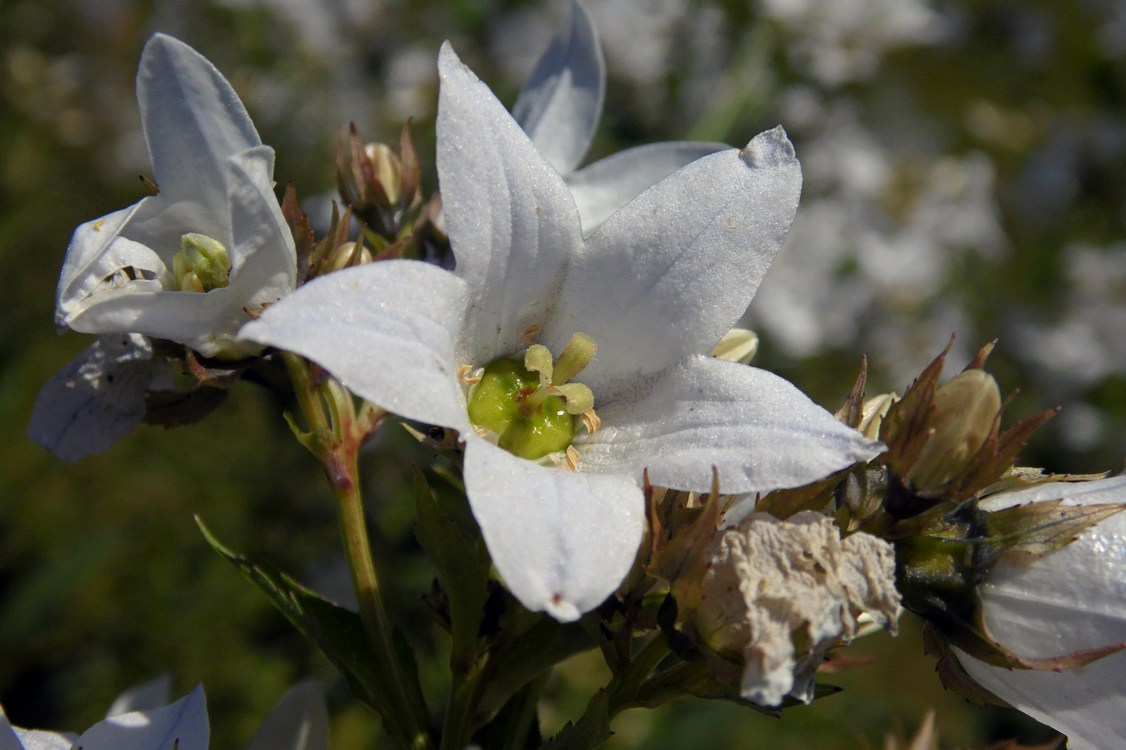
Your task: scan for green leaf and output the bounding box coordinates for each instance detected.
[195,516,391,716]
[538,690,611,750]
[413,468,490,666]
[477,616,595,725]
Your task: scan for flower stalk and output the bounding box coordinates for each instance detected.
[281,352,432,750]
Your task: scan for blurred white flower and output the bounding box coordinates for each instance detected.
[956,475,1126,750]
[746,99,1006,383]
[759,0,943,85]
[0,680,327,750]
[242,43,879,622]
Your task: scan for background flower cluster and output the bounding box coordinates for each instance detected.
[2,0,1123,746]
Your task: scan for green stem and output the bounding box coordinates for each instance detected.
[440,653,489,750]
[498,672,550,750]
[283,352,432,749]
[334,451,430,748]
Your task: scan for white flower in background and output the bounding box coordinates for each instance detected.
[29,34,296,461]
[696,512,900,706]
[0,679,327,750]
[512,0,728,234]
[745,98,1006,384]
[956,475,1126,750]
[1011,242,1126,389]
[758,0,942,86]
[55,33,295,360]
[241,43,880,622]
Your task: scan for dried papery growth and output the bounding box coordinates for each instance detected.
[684,512,899,707]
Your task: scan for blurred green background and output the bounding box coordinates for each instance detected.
[2,0,1123,746]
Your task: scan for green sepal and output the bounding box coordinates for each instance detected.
[985,497,1126,559]
[195,516,401,718]
[413,468,490,667]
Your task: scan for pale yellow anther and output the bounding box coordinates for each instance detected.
[565,445,581,471]
[554,383,594,415]
[581,409,601,435]
[712,328,759,364]
[553,332,597,385]
[179,272,205,293]
[524,344,554,383]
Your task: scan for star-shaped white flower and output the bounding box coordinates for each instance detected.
[513,0,729,235]
[956,475,1126,750]
[240,43,880,621]
[55,34,296,361]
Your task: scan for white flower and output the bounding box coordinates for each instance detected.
[0,679,327,750]
[55,34,296,361]
[513,0,728,234]
[955,475,1126,750]
[240,43,880,622]
[696,512,900,706]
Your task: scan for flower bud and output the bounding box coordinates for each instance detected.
[323,241,373,273]
[364,142,403,207]
[905,369,1001,493]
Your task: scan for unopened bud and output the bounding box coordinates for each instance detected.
[364,142,402,207]
[324,241,373,273]
[858,392,897,441]
[907,370,1001,492]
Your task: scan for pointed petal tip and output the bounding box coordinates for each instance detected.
[741,126,797,168]
[437,41,466,78]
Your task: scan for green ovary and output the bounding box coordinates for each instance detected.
[467,358,575,460]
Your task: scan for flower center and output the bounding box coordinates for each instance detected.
[169,232,231,292]
[466,332,599,462]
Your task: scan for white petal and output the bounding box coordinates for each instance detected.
[979,476,1126,657]
[13,731,76,750]
[106,675,173,717]
[225,146,297,306]
[28,335,160,462]
[138,35,260,209]
[56,205,157,323]
[71,684,208,750]
[437,43,583,365]
[463,437,645,621]
[956,476,1126,750]
[62,278,246,359]
[240,260,471,431]
[512,0,604,176]
[578,356,880,498]
[246,682,328,750]
[567,141,730,234]
[957,649,1126,750]
[544,128,802,395]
